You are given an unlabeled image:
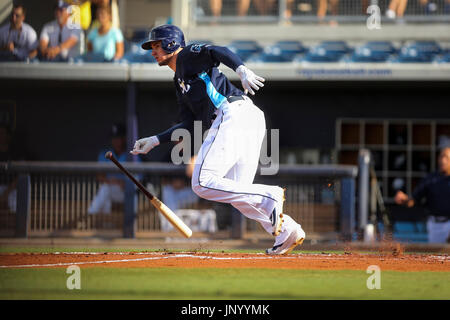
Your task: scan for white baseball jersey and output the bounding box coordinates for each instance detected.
[40,20,81,59]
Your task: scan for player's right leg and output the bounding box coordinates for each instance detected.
[265,215,306,255]
[191,98,304,249]
[191,100,281,233]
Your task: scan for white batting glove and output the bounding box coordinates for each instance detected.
[130,136,160,155]
[236,65,265,95]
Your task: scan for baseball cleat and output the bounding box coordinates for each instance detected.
[266,224,306,255]
[271,187,286,236]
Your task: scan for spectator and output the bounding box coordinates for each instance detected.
[88,123,131,215]
[90,0,120,29]
[253,0,276,15]
[86,5,124,62]
[39,0,81,62]
[161,156,217,233]
[386,0,408,20]
[418,0,450,14]
[0,4,38,61]
[317,0,339,25]
[65,0,93,31]
[210,0,293,18]
[419,0,437,14]
[394,147,450,243]
[210,0,252,17]
[253,0,294,23]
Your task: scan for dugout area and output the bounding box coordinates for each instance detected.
[1,79,449,240]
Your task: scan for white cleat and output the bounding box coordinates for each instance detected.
[266,224,306,255]
[271,187,286,237]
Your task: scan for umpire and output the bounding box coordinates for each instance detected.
[395,147,450,243]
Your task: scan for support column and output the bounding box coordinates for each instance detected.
[16,174,31,238]
[340,177,355,241]
[358,149,371,233]
[124,82,138,238]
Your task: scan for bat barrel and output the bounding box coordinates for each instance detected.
[152,198,192,238]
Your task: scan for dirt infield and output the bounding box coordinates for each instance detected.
[0,252,449,271]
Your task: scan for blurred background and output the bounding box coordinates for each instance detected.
[0,0,449,246]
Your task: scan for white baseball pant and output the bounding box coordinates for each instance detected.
[427,216,450,243]
[191,96,297,240]
[88,183,124,215]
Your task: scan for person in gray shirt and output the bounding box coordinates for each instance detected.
[39,1,81,61]
[0,4,38,61]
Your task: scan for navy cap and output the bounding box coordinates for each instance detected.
[55,0,70,9]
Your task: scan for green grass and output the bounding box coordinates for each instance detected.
[0,267,449,300]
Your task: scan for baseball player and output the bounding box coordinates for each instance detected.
[395,147,450,243]
[131,24,305,254]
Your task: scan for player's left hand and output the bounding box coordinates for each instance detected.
[236,65,265,95]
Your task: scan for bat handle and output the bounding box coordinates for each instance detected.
[105,151,154,200]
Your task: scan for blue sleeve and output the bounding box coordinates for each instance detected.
[114,28,124,43]
[87,29,95,42]
[204,45,244,71]
[156,88,195,144]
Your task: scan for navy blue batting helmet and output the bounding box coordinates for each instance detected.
[141,24,185,53]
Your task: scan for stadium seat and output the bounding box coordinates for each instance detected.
[318,41,352,55]
[394,221,416,233]
[396,41,442,63]
[350,46,391,63]
[122,42,156,63]
[299,44,345,62]
[247,52,293,63]
[393,221,428,243]
[439,53,450,63]
[227,40,263,61]
[265,40,307,60]
[410,40,442,55]
[131,29,149,43]
[187,40,214,46]
[364,41,397,54]
[295,41,351,63]
[396,46,435,63]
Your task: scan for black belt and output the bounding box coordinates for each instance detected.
[227,95,245,103]
[431,216,449,223]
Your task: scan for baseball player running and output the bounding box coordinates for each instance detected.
[131,25,305,254]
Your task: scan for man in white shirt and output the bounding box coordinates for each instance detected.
[39,0,81,61]
[0,4,38,61]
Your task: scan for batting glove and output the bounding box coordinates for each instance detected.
[236,65,265,95]
[130,136,160,155]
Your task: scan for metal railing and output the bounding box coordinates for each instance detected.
[0,161,358,240]
[191,0,450,24]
